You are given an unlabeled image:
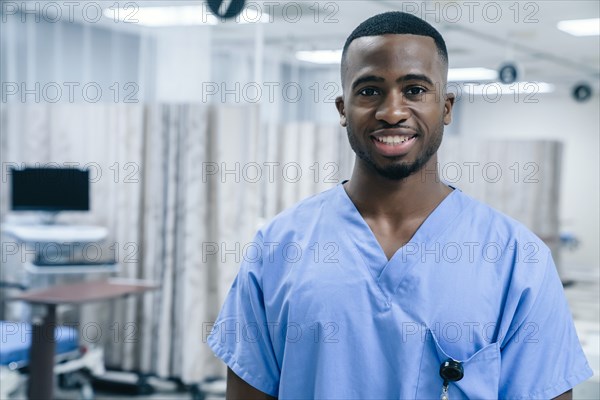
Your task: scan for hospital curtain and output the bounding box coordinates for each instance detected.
[0,104,351,383]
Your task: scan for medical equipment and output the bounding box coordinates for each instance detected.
[0,321,104,399]
[439,359,464,400]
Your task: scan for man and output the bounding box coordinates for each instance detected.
[208,12,592,399]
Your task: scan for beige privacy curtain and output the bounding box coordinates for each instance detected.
[0,104,352,382]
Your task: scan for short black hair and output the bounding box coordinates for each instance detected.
[341,12,448,85]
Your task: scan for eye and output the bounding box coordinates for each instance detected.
[406,87,426,96]
[358,87,380,96]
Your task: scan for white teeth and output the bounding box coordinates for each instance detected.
[376,135,413,144]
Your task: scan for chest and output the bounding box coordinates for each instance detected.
[367,218,424,260]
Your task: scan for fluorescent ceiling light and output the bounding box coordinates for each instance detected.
[557,18,600,36]
[448,68,497,82]
[296,50,342,64]
[459,81,555,96]
[104,6,269,27]
[105,6,216,26]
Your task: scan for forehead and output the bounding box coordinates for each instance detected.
[344,34,444,84]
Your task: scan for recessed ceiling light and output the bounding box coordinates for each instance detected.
[557,18,600,37]
[448,68,498,82]
[104,5,270,27]
[296,50,343,64]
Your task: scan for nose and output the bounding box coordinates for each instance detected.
[375,91,410,125]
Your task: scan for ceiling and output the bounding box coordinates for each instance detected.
[73,0,600,89]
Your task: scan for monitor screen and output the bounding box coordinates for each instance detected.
[10,168,90,211]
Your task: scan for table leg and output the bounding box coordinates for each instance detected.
[28,304,56,400]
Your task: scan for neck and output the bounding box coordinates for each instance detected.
[343,155,452,221]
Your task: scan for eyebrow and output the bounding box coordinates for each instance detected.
[400,74,435,86]
[350,73,435,91]
[351,75,384,91]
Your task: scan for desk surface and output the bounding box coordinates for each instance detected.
[9,278,158,305]
[24,262,119,275]
[2,223,108,243]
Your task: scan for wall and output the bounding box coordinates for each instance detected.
[0,11,213,104]
[154,26,212,103]
[0,12,142,104]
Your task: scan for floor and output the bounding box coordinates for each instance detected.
[7,264,600,399]
[563,263,600,399]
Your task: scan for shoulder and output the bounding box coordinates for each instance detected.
[245,186,340,284]
[454,189,549,254]
[258,185,340,240]
[454,190,557,313]
[452,190,555,299]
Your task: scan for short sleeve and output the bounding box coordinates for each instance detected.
[207,232,280,397]
[499,251,593,399]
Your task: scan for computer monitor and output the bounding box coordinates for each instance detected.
[10,168,90,212]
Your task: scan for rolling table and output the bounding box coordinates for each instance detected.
[9,278,158,400]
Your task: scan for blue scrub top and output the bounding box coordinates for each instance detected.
[208,184,593,399]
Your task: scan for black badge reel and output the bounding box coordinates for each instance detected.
[439,359,464,400]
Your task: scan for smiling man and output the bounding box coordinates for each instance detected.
[208,12,592,399]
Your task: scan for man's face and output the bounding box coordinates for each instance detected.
[336,34,454,181]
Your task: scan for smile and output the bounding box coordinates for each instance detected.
[374,135,417,145]
[371,134,418,157]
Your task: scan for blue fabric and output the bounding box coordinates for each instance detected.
[208,184,593,399]
[0,321,79,365]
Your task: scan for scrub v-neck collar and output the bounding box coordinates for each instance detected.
[333,182,467,297]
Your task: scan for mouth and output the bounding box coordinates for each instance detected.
[370,132,419,157]
[373,134,417,146]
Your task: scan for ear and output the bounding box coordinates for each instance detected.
[335,96,347,127]
[443,92,455,125]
